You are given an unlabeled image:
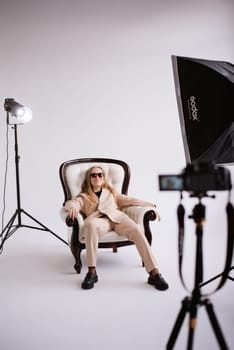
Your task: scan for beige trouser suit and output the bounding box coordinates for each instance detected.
[65,188,159,273]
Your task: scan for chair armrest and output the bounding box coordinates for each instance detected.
[60,207,84,244]
[60,207,84,226]
[121,205,157,224]
[121,206,157,244]
[65,215,84,228]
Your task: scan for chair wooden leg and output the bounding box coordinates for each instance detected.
[74,248,82,274]
[113,246,118,253]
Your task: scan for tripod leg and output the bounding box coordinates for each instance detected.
[227,266,234,282]
[21,209,68,245]
[204,299,229,350]
[1,210,18,236]
[187,303,198,350]
[0,211,19,250]
[167,297,190,350]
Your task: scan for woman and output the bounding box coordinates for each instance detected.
[65,166,169,291]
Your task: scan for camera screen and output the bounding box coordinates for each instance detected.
[159,175,183,191]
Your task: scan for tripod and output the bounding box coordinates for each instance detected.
[0,120,68,253]
[167,199,229,350]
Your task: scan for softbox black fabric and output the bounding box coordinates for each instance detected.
[172,55,234,164]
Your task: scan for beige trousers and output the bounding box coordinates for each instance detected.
[82,212,158,273]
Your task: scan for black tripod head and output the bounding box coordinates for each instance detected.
[189,202,206,224]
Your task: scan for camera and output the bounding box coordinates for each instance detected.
[159,162,232,193]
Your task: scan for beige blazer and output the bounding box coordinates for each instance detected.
[65,188,156,223]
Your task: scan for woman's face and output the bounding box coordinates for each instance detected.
[89,167,104,191]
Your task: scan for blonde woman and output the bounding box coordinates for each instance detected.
[65,166,168,291]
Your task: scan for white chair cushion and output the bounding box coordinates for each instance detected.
[60,208,129,245]
[82,231,128,243]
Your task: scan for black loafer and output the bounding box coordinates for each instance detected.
[81,272,98,290]
[148,273,169,291]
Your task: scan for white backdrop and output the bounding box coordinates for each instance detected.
[0,1,233,228]
[0,0,233,275]
[0,1,234,349]
[0,0,233,261]
[0,0,233,217]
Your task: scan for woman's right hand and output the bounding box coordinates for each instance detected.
[69,207,79,220]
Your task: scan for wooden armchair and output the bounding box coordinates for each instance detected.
[59,158,157,273]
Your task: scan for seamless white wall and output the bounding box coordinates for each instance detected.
[0,1,233,349]
[0,0,233,273]
[0,0,233,238]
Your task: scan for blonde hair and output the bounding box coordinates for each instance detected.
[81,166,116,199]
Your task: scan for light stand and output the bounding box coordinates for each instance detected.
[166,195,230,350]
[0,98,68,252]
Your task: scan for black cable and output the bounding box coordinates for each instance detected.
[200,200,234,290]
[177,202,188,290]
[0,124,10,254]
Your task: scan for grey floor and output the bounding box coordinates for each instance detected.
[0,227,233,350]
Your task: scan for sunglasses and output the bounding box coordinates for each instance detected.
[90,172,104,178]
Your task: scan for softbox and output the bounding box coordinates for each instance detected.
[172,55,234,164]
